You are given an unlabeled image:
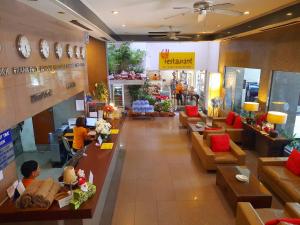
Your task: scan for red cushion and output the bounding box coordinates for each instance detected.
[265,218,300,225]
[185,105,199,117]
[225,111,236,126]
[211,134,230,152]
[286,149,300,176]
[233,115,242,129]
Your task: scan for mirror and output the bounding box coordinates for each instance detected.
[224,67,261,113]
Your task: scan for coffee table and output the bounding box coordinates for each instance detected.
[187,122,205,136]
[216,166,272,213]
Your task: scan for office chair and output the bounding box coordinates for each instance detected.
[62,137,77,161]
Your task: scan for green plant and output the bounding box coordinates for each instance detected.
[107,42,146,74]
[94,82,108,102]
[161,100,173,112]
[280,130,300,150]
[128,85,142,101]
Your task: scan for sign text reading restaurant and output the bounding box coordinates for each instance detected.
[159,51,195,70]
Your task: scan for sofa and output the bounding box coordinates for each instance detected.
[212,110,243,143]
[191,132,246,171]
[236,202,300,225]
[179,111,205,127]
[258,157,300,203]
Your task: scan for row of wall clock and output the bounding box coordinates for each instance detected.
[16,34,86,60]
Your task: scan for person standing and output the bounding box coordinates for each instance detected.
[175,82,184,106]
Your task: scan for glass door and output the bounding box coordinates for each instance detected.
[112,85,124,108]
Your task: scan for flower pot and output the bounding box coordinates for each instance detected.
[160,112,170,117]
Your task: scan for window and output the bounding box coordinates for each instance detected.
[269,71,300,138]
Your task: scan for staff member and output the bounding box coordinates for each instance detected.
[175,82,183,105]
[72,117,90,151]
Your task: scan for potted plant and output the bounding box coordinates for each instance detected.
[160,100,173,117]
[94,82,108,103]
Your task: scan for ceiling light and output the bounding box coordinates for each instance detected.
[217,25,221,27]
[227,31,231,34]
[286,12,293,16]
[112,11,119,15]
[122,24,126,27]
[243,11,250,15]
[58,11,65,14]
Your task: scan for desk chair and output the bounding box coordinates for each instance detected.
[62,137,78,161]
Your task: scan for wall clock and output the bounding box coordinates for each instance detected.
[39,39,50,59]
[66,44,73,58]
[55,42,63,59]
[80,47,86,59]
[16,35,31,58]
[75,46,80,59]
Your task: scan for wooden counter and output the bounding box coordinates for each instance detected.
[0,118,124,225]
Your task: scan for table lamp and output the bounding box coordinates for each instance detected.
[243,102,259,124]
[267,111,288,138]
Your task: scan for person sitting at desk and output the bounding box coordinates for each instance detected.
[72,117,94,151]
[21,160,40,188]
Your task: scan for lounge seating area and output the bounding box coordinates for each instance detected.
[180,103,300,224]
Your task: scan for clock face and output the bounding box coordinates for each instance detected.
[39,39,50,59]
[55,42,63,59]
[75,46,80,59]
[80,47,86,59]
[16,35,31,58]
[66,44,73,58]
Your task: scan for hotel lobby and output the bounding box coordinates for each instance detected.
[0,0,300,225]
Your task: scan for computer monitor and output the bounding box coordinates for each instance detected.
[86,117,97,127]
[68,118,76,129]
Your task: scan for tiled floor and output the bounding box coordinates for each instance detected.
[101,115,283,225]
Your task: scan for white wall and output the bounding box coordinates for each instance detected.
[20,118,37,152]
[130,41,220,72]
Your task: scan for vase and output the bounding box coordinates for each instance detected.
[100,133,110,142]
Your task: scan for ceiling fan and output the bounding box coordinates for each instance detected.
[148,26,191,40]
[165,0,244,22]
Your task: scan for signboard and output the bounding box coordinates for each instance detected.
[159,51,195,70]
[0,129,15,170]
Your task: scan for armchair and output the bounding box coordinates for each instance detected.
[179,111,205,127]
[236,202,300,225]
[191,132,246,171]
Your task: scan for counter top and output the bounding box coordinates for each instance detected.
[0,118,124,223]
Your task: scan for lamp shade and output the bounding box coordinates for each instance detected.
[267,111,287,124]
[243,102,259,112]
[271,101,289,112]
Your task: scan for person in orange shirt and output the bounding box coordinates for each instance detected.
[21,160,40,188]
[175,82,183,105]
[72,117,93,151]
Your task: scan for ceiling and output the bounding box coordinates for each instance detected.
[17,0,300,41]
[80,0,297,35]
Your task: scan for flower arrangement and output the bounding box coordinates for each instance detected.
[95,119,111,135]
[103,105,114,113]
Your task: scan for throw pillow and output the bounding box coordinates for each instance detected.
[265,218,300,225]
[205,127,222,131]
[233,115,243,129]
[286,149,300,176]
[225,111,236,126]
[185,105,199,117]
[210,134,230,152]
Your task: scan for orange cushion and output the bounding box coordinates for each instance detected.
[225,111,235,126]
[233,115,242,129]
[286,149,300,176]
[185,105,199,117]
[211,134,230,152]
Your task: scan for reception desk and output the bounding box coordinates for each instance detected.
[242,122,290,157]
[0,118,124,225]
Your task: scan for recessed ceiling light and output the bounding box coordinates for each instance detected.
[286,12,293,16]
[217,25,221,27]
[58,11,65,14]
[227,31,231,34]
[243,11,250,15]
[112,11,119,15]
[122,24,126,27]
